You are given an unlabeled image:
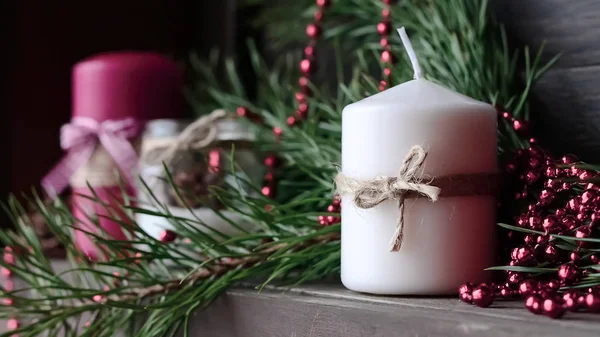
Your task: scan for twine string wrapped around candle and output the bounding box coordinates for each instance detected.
[335,145,499,252]
[140,109,228,166]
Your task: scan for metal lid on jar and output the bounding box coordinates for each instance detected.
[144,116,255,141]
[215,117,255,141]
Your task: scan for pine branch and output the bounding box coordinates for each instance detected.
[93,231,339,305]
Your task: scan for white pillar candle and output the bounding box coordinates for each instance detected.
[340,28,497,295]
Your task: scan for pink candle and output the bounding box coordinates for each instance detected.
[69,52,183,259]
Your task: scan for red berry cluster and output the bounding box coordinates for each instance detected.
[378,0,397,91]
[459,110,600,318]
[2,247,19,333]
[318,196,341,226]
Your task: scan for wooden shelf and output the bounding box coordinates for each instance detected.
[4,262,600,336]
[188,284,600,337]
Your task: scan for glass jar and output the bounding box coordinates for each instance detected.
[136,117,262,240]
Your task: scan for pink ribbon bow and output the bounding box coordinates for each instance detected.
[42,117,142,197]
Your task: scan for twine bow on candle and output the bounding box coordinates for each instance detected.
[336,145,440,252]
[139,109,228,166]
[42,117,142,198]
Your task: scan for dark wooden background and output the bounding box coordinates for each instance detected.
[1,0,599,203]
[491,0,600,162]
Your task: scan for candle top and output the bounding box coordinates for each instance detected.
[345,79,494,114]
[72,52,184,122]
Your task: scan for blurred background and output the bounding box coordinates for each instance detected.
[1,0,599,204]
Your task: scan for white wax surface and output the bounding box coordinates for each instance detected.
[341,79,497,295]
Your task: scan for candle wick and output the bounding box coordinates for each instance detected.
[397,27,423,80]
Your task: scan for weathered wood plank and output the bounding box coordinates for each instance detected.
[531,64,600,162]
[187,284,600,337]
[491,0,600,68]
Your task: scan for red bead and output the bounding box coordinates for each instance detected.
[2,298,13,306]
[295,92,306,102]
[499,287,516,298]
[508,272,524,284]
[287,116,296,126]
[304,46,315,58]
[300,59,315,74]
[575,225,591,240]
[236,106,248,117]
[380,38,389,47]
[539,189,556,205]
[542,215,559,233]
[542,298,566,319]
[159,230,177,243]
[563,291,580,311]
[382,8,390,19]
[273,126,283,138]
[529,137,537,144]
[555,208,567,218]
[528,215,542,230]
[306,23,321,39]
[383,68,392,77]
[264,155,280,168]
[519,280,538,297]
[93,294,103,303]
[381,50,395,63]
[559,182,572,192]
[529,156,542,168]
[511,246,534,263]
[579,170,594,181]
[586,183,600,191]
[561,215,578,231]
[513,119,528,135]
[472,286,494,308]
[570,251,581,262]
[545,166,558,178]
[4,280,13,292]
[561,154,578,164]
[591,212,600,227]
[1,268,11,277]
[505,162,516,173]
[298,102,309,114]
[544,244,558,262]
[377,21,392,35]
[585,293,600,312]
[459,292,472,304]
[545,279,561,292]
[557,263,579,284]
[7,318,18,330]
[523,234,536,246]
[296,109,308,119]
[3,252,14,265]
[261,185,274,197]
[524,170,541,184]
[525,295,543,314]
[501,111,512,119]
[316,0,331,7]
[314,10,323,22]
[567,198,580,212]
[570,166,584,177]
[591,254,599,263]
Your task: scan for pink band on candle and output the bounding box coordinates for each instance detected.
[42,117,142,197]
